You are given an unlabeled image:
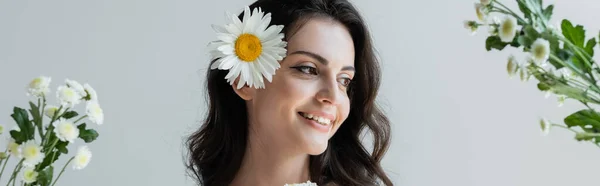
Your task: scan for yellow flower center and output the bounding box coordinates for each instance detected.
[235,34,262,62]
[29,78,42,88]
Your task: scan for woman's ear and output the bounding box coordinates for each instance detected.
[231,79,255,101]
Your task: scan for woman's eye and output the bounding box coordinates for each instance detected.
[339,78,352,87]
[294,66,318,75]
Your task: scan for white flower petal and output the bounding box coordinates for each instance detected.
[257,13,272,32]
[217,33,236,43]
[260,25,284,41]
[211,24,228,33]
[73,146,92,170]
[218,55,239,70]
[217,44,235,55]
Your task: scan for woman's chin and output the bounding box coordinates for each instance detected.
[304,140,329,155]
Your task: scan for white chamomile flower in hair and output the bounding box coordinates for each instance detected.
[531,38,551,64]
[21,140,45,167]
[57,85,82,108]
[86,101,104,125]
[53,119,79,143]
[474,3,488,21]
[208,6,288,89]
[22,167,38,184]
[65,79,86,97]
[498,16,517,42]
[26,76,51,98]
[7,139,22,158]
[83,83,98,102]
[540,118,551,136]
[73,146,92,170]
[463,20,478,35]
[506,55,518,78]
[44,105,63,119]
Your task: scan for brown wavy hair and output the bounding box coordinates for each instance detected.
[185,0,393,185]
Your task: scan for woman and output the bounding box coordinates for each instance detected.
[186,0,393,185]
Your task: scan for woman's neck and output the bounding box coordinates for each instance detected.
[229,129,311,186]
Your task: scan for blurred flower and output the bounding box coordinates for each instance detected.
[26,76,51,98]
[73,146,92,170]
[464,20,479,35]
[7,139,21,158]
[44,105,63,119]
[83,83,98,102]
[507,55,518,78]
[54,119,79,143]
[498,16,518,42]
[22,140,44,167]
[540,118,551,136]
[65,79,86,97]
[480,0,492,5]
[531,38,551,64]
[475,3,488,21]
[22,167,38,184]
[557,95,566,107]
[86,102,104,125]
[57,85,82,108]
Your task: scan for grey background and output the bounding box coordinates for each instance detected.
[1,0,599,185]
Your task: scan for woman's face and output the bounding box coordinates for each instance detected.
[239,18,355,155]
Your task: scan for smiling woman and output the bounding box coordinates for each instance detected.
[185,0,393,185]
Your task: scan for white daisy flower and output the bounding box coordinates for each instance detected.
[518,64,530,82]
[22,167,38,184]
[56,85,82,108]
[83,83,98,102]
[7,139,21,159]
[86,101,104,125]
[65,79,86,97]
[21,140,44,167]
[498,16,517,42]
[530,38,551,64]
[44,105,63,119]
[53,119,79,143]
[209,6,288,89]
[463,20,478,35]
[506,55,518,78]
[540,118,551,136]
[474,3,488,21]
[73,146,92,170]
[26,76,51,98]
[480,0,492,5]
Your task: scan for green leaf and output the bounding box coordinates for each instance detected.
[486,36,509,51]
[543,5,554,20]
[537,82,551,91]
[564,109,600,142]
[523,25,540,39]
[37,166,54,186]
[565,109,600,129]
[10,107,35,143]
[585,38,597,56]
[28,101,41,127]
[77,123,99,143]
[517,0,532,22]
[61,111,79,120]
[56,141,69,154]
[562,19,586,48]
[38,150,60,171]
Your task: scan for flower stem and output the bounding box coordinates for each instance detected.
[0,154,11,180]
[491,2,526,23]
[36,98,44,141]
[551,124,578,133]
[51,157,74,186]
[73,115,88,124]
[6,160,23,186]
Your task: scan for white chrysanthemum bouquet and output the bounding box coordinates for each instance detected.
[0,76,102,185]
[465,0,600,146]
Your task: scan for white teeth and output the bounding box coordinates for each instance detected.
[301,112,331,125]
